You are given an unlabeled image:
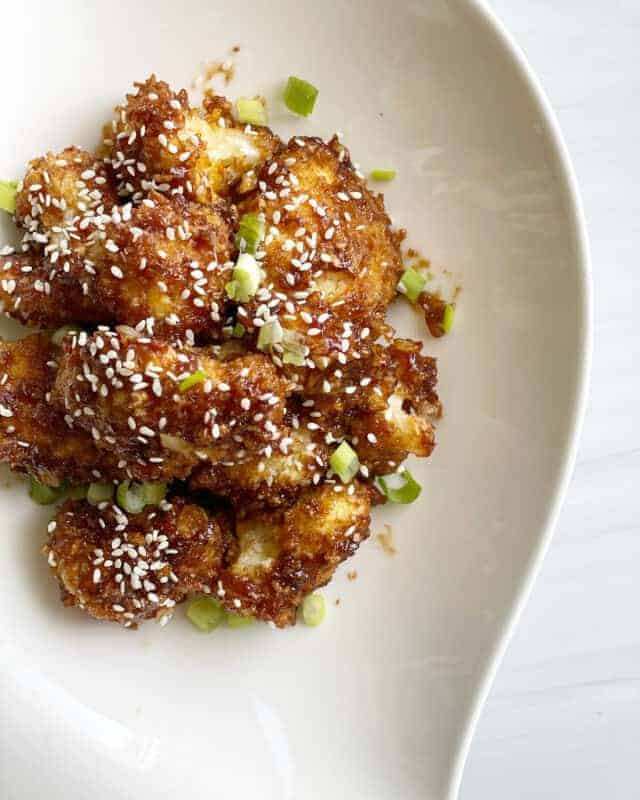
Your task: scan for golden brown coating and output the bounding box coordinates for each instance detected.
[1,192,236,339]
[0,247,112,328]
[52,328,292,481]
[102,76,280,203]
[44,497,231,627]
[0,333,117,486]
[88,192,236,341]
[216,482,373,626]
[305,338,441,475]
[236,136,404,372]
[15,147,118,261]
[190,424,329,509]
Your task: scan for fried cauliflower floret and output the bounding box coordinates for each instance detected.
[217,482,373,627]
[1,192,236,338]
[44,497,231,628]
[0,248,111,328]
[190,423,329,509]
[102,76,279,203]
[0,334,117,486]
[52,328,292,481]
[306,338,441,475]
[87,192,236,341]
[15,147,117,261]
[236,136,404,371]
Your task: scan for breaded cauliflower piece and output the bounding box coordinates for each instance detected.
[216,482,373,627]
[102,76,279,203]
[235,136,404,373]
[0,247,111,328]
[0,192,236,339]
[44,497,231,627]
[305,338,441,475]
[52,327,292,481]
[0,333,117,486]
[15,147,117,262]
[88,191,236,341]
[190,424,328,509]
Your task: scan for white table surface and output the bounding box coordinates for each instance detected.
[459,2,640,797]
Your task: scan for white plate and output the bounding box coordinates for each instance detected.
[0,1,590,798]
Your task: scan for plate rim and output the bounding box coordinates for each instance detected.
[447,1,593,796]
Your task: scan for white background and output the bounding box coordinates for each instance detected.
[460,1,640,797]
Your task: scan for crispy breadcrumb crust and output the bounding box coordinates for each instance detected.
[216,482,374,626]
[44,497,231,627]
[52,328,292,481]
[0,334,118,485]
[89,191,236,341]
[236,136,404,372]
[190,424,329,509]
[15,146,118,261]
[101,76,279,203]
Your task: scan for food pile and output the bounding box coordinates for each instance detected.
[0,75,451,630]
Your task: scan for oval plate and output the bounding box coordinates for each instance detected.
[0,1,590,797]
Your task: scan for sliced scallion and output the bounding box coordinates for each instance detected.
[235,97,268,127]
[87,482,114,506]
[399,266,426,302]
[116,480,166,514]
[284,76,318,117]
[232,322,246,338]
[442,303,455,334]
[187,597,225,632]
[281,329,307,366]
[51,324,82,347]
[301,593,326,627]
[329,441,360,483]
[67,485,88,500]
[144,482,167,505]
[377,469,422,504]
[227,253,262,302]
[227,613,254,628]
[29,477,65,505]
[179,369,207,393]
[257,319,283,351]
[370,169,396,181]
[0,180,18,214]
[236,212,265,255]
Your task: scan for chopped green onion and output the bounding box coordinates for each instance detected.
[227,253,262,303]
[284,76,318,117]
[67,485,88,500]
[281,329,307,366]
[29,477,65,505]
[0,180,18,214]
[377,469,422,504]
[442,303,455,333]
[329,441,360,483]
[116,481,147,514]
[235,97,268,127]
[236,212,265,255]
[179,369,207,393]
[370,169,396,181]
[51,324,82,347]
[227,613,254,628]
[87,482,114,505]
[116,480,166,514]
[399,267,426,302]
[257,319,283,351]
[187,597,225,632]
[301,593,326,627]
[232,322,246,338]
[143,482,167,505]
